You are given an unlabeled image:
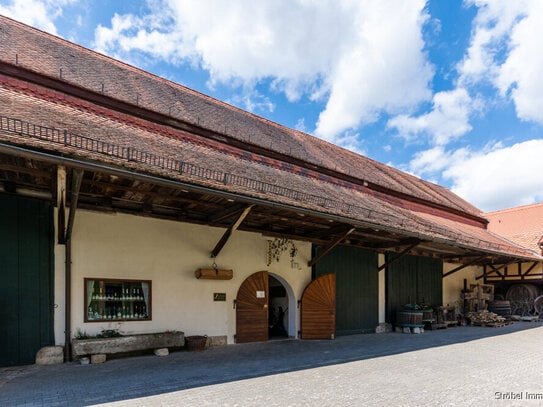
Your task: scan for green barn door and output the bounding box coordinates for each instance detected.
[0,194,54,367]
[314,245,378,335]
[385,254,443,324]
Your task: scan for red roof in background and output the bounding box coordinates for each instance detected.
[486,202,543,254]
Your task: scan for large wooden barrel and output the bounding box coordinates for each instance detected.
[506,284,539,301]
[506,284,540,315]
[534,295,543,315]
[488,300,511,317]
[397,310,423,326]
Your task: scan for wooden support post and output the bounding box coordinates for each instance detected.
[57,165,66,244]
[65,169,84,242]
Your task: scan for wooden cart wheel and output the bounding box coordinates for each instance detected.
[534,295,543,315]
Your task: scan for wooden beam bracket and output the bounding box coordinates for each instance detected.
[308,226,356,267]
[210,204,254,258]
[377,241,421,272]
[442,256,487,278]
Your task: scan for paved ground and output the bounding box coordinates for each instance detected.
[1,322,543,406]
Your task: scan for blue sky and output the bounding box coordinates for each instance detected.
[1,0,542,212]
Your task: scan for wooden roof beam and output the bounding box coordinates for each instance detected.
[208,203,247,224]
[377,241,421,272]
[523,261,541,277]
[308,226,356,267]
[476,261,515,281]
[210,204,254,258]
[367,237,421,250]
[442,256,487,278]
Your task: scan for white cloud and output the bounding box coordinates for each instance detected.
[227,88,275,114]
[314,1,433,140]
[458,1,543,126]
[457,0,530,86]
[294,118,307,133]
[93,0,433,143]
[0,0,74,35]
[443,139,543,211]
[496,2,543,125]
[387,88,475,146]
[409,146,451,175]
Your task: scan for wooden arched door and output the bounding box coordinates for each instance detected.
[301,273,336,339]
[236,271,269,343]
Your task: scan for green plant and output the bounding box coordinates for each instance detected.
[74,328,91,340]
[96,329,122,338]
[267,238,298,266]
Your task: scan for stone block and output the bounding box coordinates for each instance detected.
[91,354,106,364]
[375,323,393,334]
[412,327,422,334]
[35,346,64,365]
[395,326,403,333]
[402,327,411,334]
[208,335,227,346]
[154,348,169,356]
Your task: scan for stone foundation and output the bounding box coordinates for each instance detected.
[72,331,184,358]
[375,323,393,334]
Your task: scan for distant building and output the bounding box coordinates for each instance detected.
[485,202,543,282]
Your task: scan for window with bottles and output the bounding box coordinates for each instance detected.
[84,278,151,322]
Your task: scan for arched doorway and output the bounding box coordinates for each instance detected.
[268,274,296,339]
[235,271,295,343]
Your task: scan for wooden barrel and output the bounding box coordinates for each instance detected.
[506,284,539,301]
[534,295,543,315]
[422,308,434,322]
[397,310,423,326]
[488,300,511,317]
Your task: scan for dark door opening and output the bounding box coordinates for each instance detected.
[268,275,289,339]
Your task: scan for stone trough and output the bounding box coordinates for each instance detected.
[72,331,185,359]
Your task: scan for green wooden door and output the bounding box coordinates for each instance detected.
[0,194,54,366]
[385,254,443,324]
[313,245,378,335]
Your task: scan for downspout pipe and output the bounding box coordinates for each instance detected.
[63,169,83,363]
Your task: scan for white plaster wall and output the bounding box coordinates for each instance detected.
[442,262,481,312]
[61,209,311,344]
[53,234,66,345]
[378,253,385,323]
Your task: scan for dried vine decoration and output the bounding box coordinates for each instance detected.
[266,237,298,266]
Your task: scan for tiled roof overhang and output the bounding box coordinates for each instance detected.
[0,15,484,219]
[0,15,541,267]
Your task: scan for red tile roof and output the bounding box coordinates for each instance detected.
[0,15,482,218]
[0,15,540,262]
[486,202,543,254]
